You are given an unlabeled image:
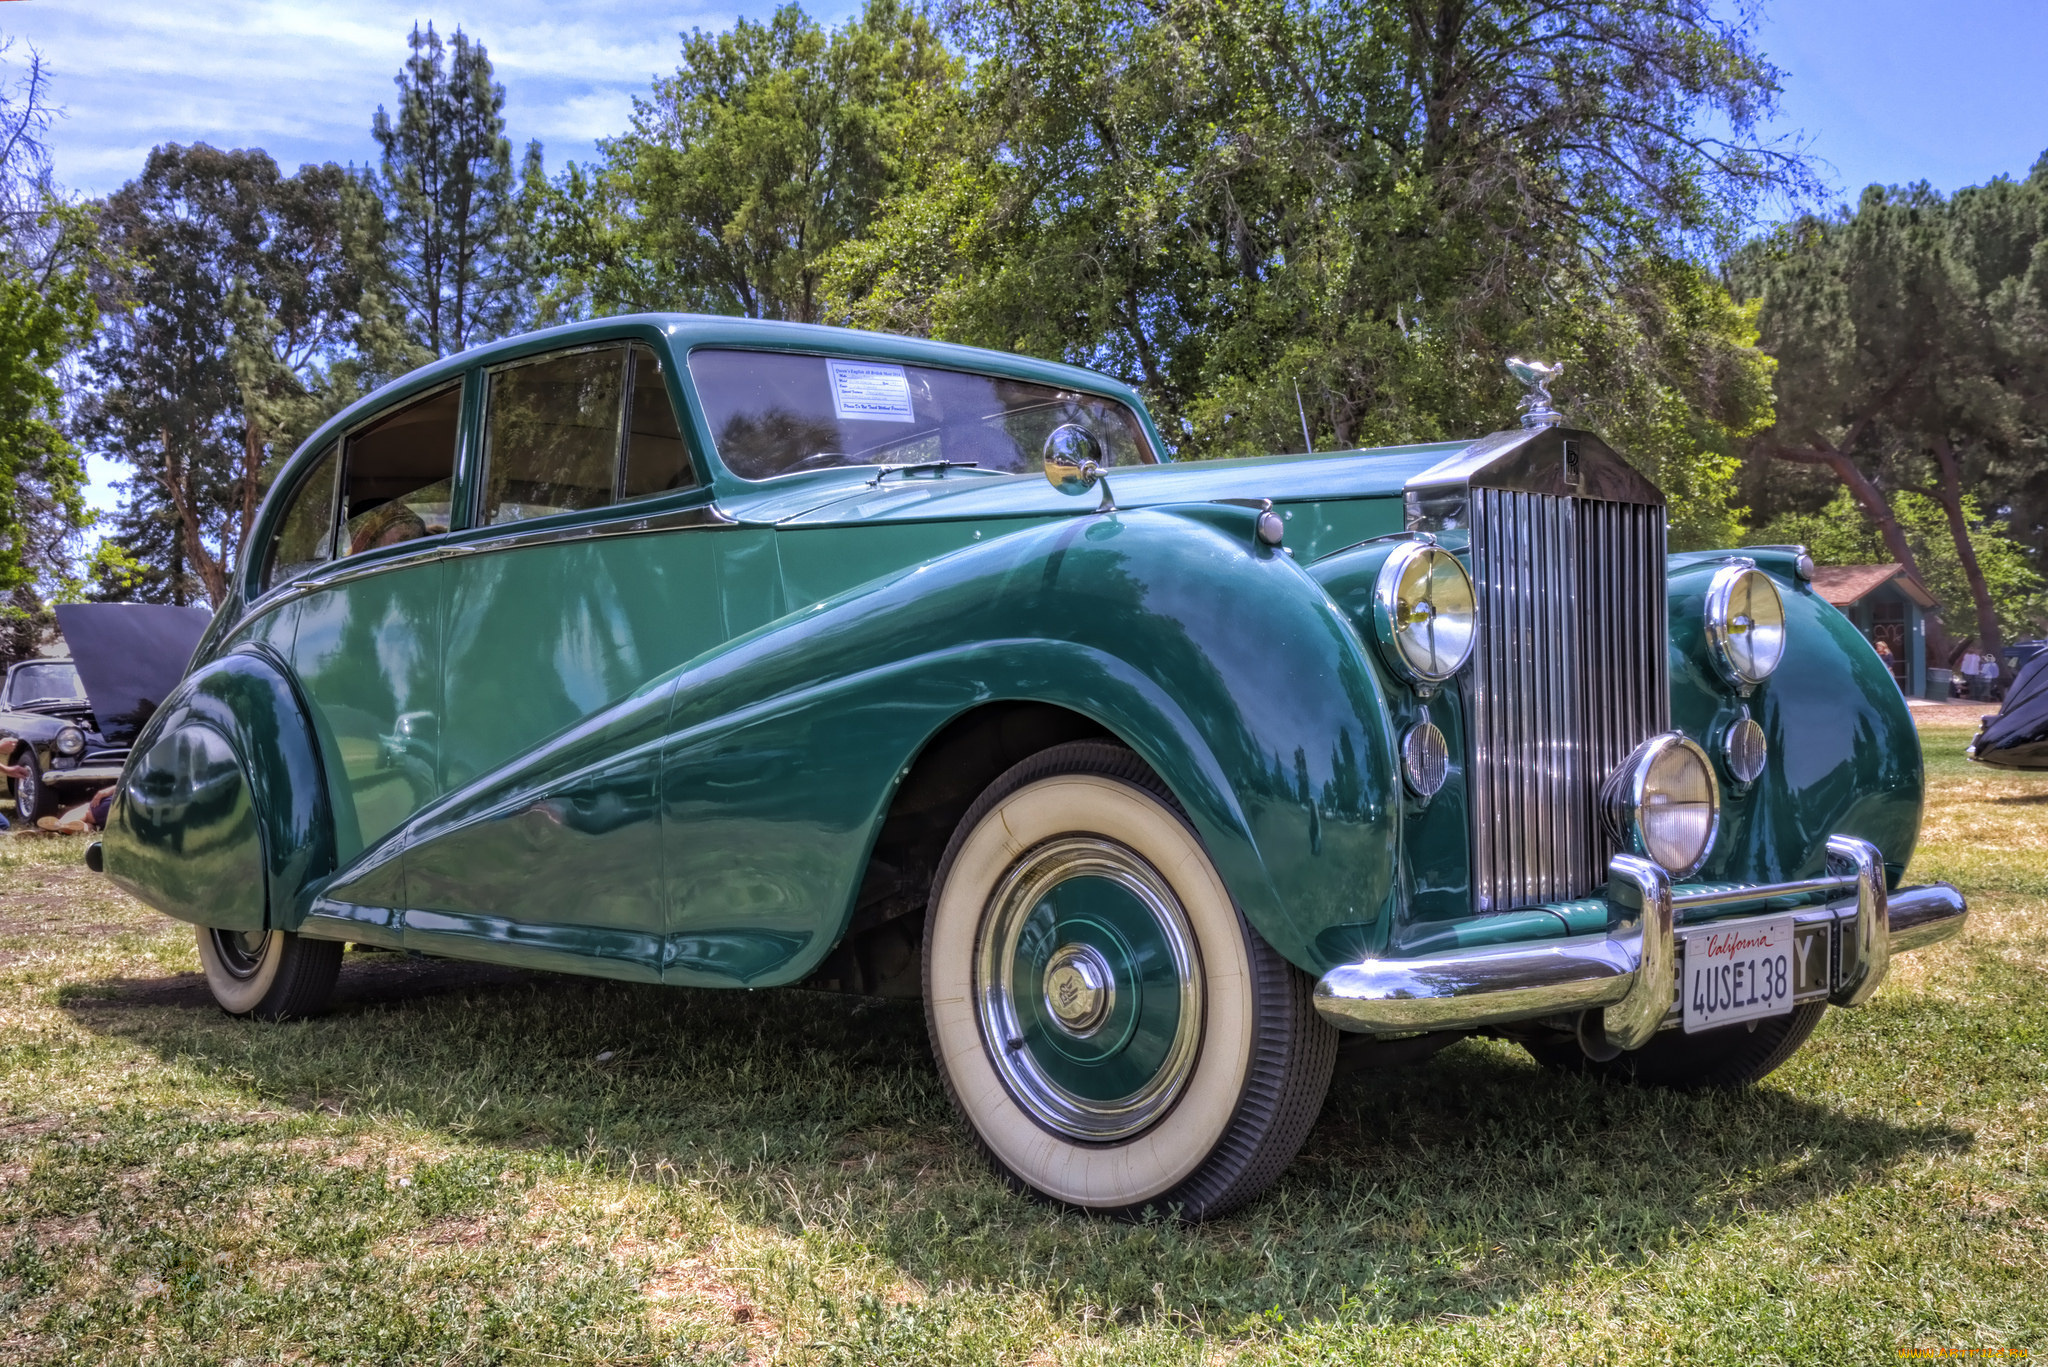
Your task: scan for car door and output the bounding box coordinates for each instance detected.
[397,340,731,971]
[280,382,463,865]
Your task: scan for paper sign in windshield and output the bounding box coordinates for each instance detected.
[827,360,916,423]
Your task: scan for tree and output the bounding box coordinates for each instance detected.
[0,39,94,659]
[824,0,1800,543]
[1759,488,2047,646]
[81,145,390,606]
[373,23,540,356]
[1733,169,2048,659]
[532,0,958,324]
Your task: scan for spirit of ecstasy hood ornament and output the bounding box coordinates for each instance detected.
[1506,357,1564,429]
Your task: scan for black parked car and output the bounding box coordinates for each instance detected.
[0,604,214,823]
[0,658,126,821]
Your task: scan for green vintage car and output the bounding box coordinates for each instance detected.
[91,315,1966,1219]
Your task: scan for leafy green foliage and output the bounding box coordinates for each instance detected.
[0,41,94,658]
[1760,489,2048,643]
[372,23,539,356]
[818,0,1794,543]
[80,145,399,605]
[532,1,957,326]
[1735,162,2048,651]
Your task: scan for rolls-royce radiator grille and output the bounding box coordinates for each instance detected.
[1465,489,1669,913]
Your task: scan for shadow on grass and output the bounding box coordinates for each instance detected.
[60,951,1970,1326]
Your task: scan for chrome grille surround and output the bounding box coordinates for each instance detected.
[1405,429,1669,915]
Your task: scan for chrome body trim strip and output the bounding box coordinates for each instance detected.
[42,765,124,786]
[1313,838,1964,1035]
[244,499,737,619]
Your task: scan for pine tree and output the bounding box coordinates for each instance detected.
[372,23,539,355]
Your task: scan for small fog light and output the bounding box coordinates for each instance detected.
[1723,716,1767,784]
[1401,721,1448,797]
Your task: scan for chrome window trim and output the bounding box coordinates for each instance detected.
[240,497,737,620]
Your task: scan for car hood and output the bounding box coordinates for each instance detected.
[53,603,216,745]
[1972,651,2048,769]
[719,441,1472,531]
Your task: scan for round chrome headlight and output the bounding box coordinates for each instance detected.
[53,726,86,757]
[1705,564,1786,688]
[1372,543,1476,687]
[1604,733,1720,878]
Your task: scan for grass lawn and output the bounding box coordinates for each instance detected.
[2,713,2042,1364]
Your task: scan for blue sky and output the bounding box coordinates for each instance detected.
[3,0,2045,514]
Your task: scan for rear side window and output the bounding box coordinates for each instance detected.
[261,441,339,591]
[686,349,1158,481]
[482,346,627,526]
[341,385,462,557]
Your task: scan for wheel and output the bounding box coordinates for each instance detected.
[923,740,1337,1220]
[195,926,343,1020]
[1522,1002,1827,1088]
[14,746,57,823]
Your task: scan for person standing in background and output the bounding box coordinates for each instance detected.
[1960,645,1986,701]
[1978,650,2003,702]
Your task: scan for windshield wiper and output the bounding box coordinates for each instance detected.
[868,460,979,487]
[11,696,83,708]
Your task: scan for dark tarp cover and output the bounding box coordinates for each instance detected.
[52,603,213,745]
[1970,650,2048,769]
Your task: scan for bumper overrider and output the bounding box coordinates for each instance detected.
[1313,836,1966,1048]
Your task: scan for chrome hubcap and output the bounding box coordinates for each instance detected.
[1042,942,1115,1037]
[975,836,1203,1143]
[210,928,269,980]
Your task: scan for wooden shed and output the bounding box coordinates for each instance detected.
[1809,563,1940,697]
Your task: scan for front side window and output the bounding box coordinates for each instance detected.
[686,349,1158,481]
[622,344,695,498]
[341,385,462,556]
[261,441,339,591]
[482,346,627,526]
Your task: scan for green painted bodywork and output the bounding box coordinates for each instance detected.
[102,314,1927,988]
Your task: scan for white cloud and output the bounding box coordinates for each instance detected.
[0,0,825,195]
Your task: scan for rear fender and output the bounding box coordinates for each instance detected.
[101,646,334,931]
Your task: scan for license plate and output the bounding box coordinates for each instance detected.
[1681,917,1798,1033]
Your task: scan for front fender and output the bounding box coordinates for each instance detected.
[1669,551,1923,885]
[101,646,335,931]
[670,506,1403,980]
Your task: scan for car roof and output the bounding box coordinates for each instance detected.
[293,314,1150,464]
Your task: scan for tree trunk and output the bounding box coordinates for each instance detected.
[1929,435,2003,662]
[1771,438,1926,580]
[158,428,227,607]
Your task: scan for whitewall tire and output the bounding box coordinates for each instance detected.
[923,741,1336,1219]
[195,926,342,1020]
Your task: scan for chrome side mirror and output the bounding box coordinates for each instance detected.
[1043,424,1104,496]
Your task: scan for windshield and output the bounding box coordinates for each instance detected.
[688,349,1159,481]
[8,662,82,705]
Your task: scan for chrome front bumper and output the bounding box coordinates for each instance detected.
[1313,836,1967,1048]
